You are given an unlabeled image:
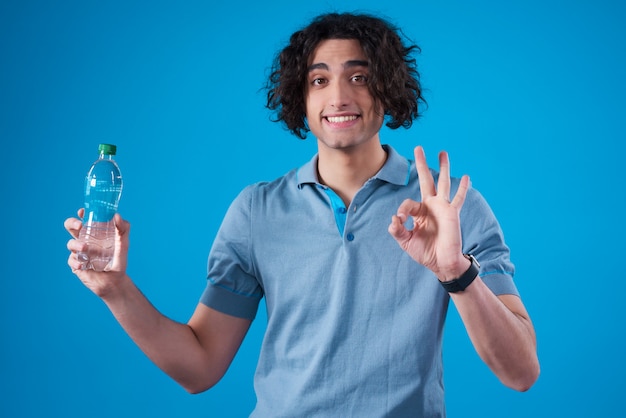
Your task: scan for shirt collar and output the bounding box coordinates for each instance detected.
[296,145,410,188]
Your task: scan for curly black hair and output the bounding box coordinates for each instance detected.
[265,12,426,139]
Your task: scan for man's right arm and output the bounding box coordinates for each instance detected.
[101,277,250,394]
[65,213,251,394]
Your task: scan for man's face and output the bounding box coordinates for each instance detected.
[305,39,384,152]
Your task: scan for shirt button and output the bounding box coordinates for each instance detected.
[346,233,355,241]
[338,207,347,214]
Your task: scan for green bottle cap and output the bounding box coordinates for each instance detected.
[98,143,117,155]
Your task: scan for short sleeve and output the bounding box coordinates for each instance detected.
[200,185,263,320]
[460,188,519,297]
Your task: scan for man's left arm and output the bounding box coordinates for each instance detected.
[449,271,539,391]
[388,146,539,391]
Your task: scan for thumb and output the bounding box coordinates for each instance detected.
[388,213,411,242]
[109,214,130,272]
[113,213,130,236]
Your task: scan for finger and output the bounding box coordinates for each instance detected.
[451,175,471,210]
[68,253,84,271]
[396,198,421,218]
[64,217,83,239]
[437,151,451,201]
[414,146,435,199]
[67,238,85,253]
[66,242,87,270]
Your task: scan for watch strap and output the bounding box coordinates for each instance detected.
[439,254,480,293]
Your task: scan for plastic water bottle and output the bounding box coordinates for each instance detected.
[77,144,123,271]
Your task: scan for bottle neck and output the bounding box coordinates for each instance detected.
[99,153,114,160]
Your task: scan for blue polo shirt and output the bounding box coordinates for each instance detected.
[200,145,518,417]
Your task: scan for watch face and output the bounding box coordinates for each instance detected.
[467,254,480,268]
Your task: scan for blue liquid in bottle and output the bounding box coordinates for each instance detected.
[77,144,123,271]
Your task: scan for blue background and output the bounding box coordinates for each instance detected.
[2,0,625,416]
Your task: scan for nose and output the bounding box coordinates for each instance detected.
[327,79,352,108]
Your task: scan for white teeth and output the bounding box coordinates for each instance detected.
[326,115,357,123]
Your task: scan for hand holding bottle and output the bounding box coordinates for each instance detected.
[65,209,131,298]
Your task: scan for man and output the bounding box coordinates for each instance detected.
[65,12,539,417]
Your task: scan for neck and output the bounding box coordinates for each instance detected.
[317,140,387,206]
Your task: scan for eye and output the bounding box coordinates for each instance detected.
[311,77,327,86]
[351,74,368,84]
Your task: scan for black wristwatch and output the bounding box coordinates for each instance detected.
[439,254,480,293]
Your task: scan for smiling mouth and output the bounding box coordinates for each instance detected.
[325,115,358,123]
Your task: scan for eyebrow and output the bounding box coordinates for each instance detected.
[307,60,369,72]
